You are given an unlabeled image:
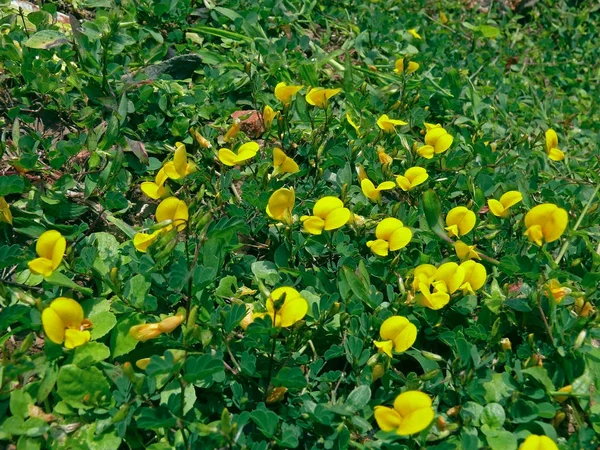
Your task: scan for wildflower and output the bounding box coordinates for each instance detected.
[394,58,419,74]
[266,188,295,225]
[301,197,351,235]
[305,87,341,108]
[418,280,451,310]
[545,129,565,162]
[425,126,453,154]
[459,260,487,294]
[272,147,299,175]
[274,82,303,105]
[377,147,393,165]
[258,287,308,327]
[454,241,481,260]
[129,315,184,341]
[366,218,412,257]
[434,262,465,294]
[374,391,435,435]
[547,279,570,304]
[412,264,436,291]
[263,105,277,129]
[361,179,396,201]
[133,230,161,253]
[396,167,428,191]
[156,197,189,232]
[416,145,435,159]
[141,167,169,200]
[191,128,212,148]
[223,120,240,142]
[0,197,12,225]
[164,142,196,180]
[408,29,422,39]
[346,112,361,134]
[28,230,66,277]
[500,338,512,351]
[218,141,259,166]
[519,435,558,450]
[42,297,91,348]
[488,191,523,218]
[524,204,568,245]
[445,206,476,238]
[377,114,408,132]
[373,316,417,357]
[239,304,254,330]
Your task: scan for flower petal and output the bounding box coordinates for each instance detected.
[367,239,389,256]
[374,406,403,432]
[396,406,434,435]
[51,235,66,270]
[173,142,188,177]
[396,175,412,191]
[28,258,54,276]
[49,297,84,330]
[393,391,432,416]
[500,190,523,209]
[388,227,412,251]
[141,182,166,200]
[487,199,506,217]
[377,181,396,191]
[548,147,565,161]
[64,329,91,349]
[133,231,161,253]
[424,128,447,146]
[36,230,63,260]
[218,148,239,166]
[417,145,435,159]
[313,197,344,218]
[434,133,453,153]
[324,207,351,231]
[374,340,394,358]
[545,129,558,153]
[302,216,325,235]
[42,307,65,344]
[361,179,379,201]
[379,316,409,341]
[375,218,404,240]
[279,295,308,327]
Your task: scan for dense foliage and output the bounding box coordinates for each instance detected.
[1,0,599,449]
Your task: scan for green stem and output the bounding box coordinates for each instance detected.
[554,183,600,265]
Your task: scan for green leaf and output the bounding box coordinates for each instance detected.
[224,303,247,333]
[23,30,69,49]
[216,276,237,298]
[44,272,93,295]
[73,342,110,368]
[273,367,307,390]
[124,274,153,309]
[484,429,517,450]
[250,407,279,438]
[481,403,505,429]
[10,389,33,419]
[346,385,371,410]
[251,260,281,286]
[57,365,110,408]
[183,354,225,387]
[110,314,141,358]
[478,25,501,39]
[0,175,27,196]
[522,366,556,392]
[188,25,253,43]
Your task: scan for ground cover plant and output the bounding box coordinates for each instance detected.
[0,0,599,448]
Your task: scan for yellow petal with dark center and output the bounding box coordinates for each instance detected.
[324,207,351,231]
[42,307,65,344]
[28,258,55,276]
[374,406,403,432]
[388,227,412,251]
[64,329,91,349]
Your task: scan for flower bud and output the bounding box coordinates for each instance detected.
[422,350,444,361]
[500,338,512,351]
[553,411,566,428]
[574,330,586,350]
[136,358,151,370]
[266,386,288,403]
[129,323,162,341]
[158,315,184,333]
[240,305,254,330]
[372,363,385,382]
[554,385,572,403]
[437,416,447,431]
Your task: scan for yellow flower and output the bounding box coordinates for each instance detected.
[417,280,450,310]
[361,179,396,201]
[377,147,393,165]
[346,112,361,134]
[266,188,295,225]
[366,218,412,257]
[524,203,568,245]
[305,87,342,108]
[274,82,303,105]
[129,315,184,341]
[434,262,465,294]
[272,147,299,175]
[408,29,422,39]
[412,264,436,291]
[133,230,161,253]
[191,128,212,148]
[459,260,487,294]
[263,105,277,129]
[416,145,435,159]
[488,191,523,218]
[374,391,435,435]
[394,58,419,74]
[136,358,151,370]
[141,167,169,200]
[519,435,558,450]
[445,206,476,238]
[42,297,91,349]
[0,197,13,225]
[164,142,196,180]
[224,120,240,142]
[377,114,408,132]
[454,241,481,261]
[396,167,428,191]
[263,287,308,327]
[439,12,449,24]
[218,141,259,166]
[28,230,66,277]
[425,126,453,154]
[554,385,572,403]
[301,197,351,235]
[156,197,189,232]
[373,316,417,358]
[545,129,565,161]
[547,279,570,304]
